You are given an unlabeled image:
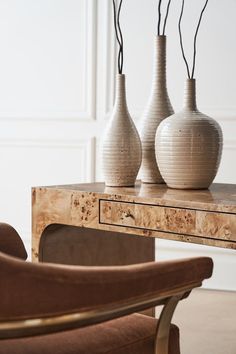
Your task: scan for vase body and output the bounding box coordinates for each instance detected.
[155,79,223,189]
[139,35,174,183]
[102,74,142,187]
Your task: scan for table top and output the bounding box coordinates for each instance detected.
[39,182,236,214]
[32,181,236,252]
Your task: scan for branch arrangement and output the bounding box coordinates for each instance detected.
[157,0,172,36]
[112,0,124,74]
[178,0,209,79]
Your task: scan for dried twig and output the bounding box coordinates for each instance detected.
[162,0,172,35]
[157,0,172,36]
[178,0,209,79]
[112,0,124,74]
[178,0,191,78]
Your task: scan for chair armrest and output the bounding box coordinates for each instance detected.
[0,223,27,260]
[0,283,193,339]
[0,253,212,325]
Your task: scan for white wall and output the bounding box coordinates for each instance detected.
[0,0,235,290]
[0,0,98,254]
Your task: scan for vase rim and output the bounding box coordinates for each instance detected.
[155,35,166,40]
[186,78,196,82]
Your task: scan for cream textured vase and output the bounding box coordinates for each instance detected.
[155,79,223,189]
[139,35,174,183]
[102,74,142,187]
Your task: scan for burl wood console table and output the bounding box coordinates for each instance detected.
[32,182,236,265]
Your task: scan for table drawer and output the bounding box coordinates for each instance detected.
[99,200,236,241]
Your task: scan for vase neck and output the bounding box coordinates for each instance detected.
[152,35,167,91]
[114,74,128,112]
[183,79,197,111]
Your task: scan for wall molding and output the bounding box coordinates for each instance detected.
[0,137,96,182]
[84,0,97,121]
[103,0,116,117]
[96,0,116,120]
[0,0,97,122]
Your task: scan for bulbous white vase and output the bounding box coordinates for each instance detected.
[139,35,174,184]
[155,79,223,189]
[102,74,142,187]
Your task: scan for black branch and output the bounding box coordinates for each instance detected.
[178,0,209,79]
[191,0,209,78]
[162,0,172,35]
[112,0,124,74]
[157,0,172,36]
[157,0,162,36]
[178,0,191,78]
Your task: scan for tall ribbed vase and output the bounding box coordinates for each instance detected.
[139,35,174,183]
[102,74,142,187]
[155,79,223,189]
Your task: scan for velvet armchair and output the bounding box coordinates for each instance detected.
[0,223,213,354]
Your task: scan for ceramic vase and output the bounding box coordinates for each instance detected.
[155,79,223,189]
[139,35,174,184]
[102,74,142,187]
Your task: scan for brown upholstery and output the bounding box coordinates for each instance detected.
[0,222,213,353]
[0,251,213,321]
[0,223,27,260]
[0,314,180,354]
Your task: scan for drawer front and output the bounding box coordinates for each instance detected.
[99,200,236,241]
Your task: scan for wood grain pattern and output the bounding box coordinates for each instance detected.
[99,200,236,242]
[32,182,236,262]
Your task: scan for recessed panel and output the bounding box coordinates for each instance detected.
[0,0,93,118]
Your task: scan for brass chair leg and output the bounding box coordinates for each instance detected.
[154,294,183,354]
